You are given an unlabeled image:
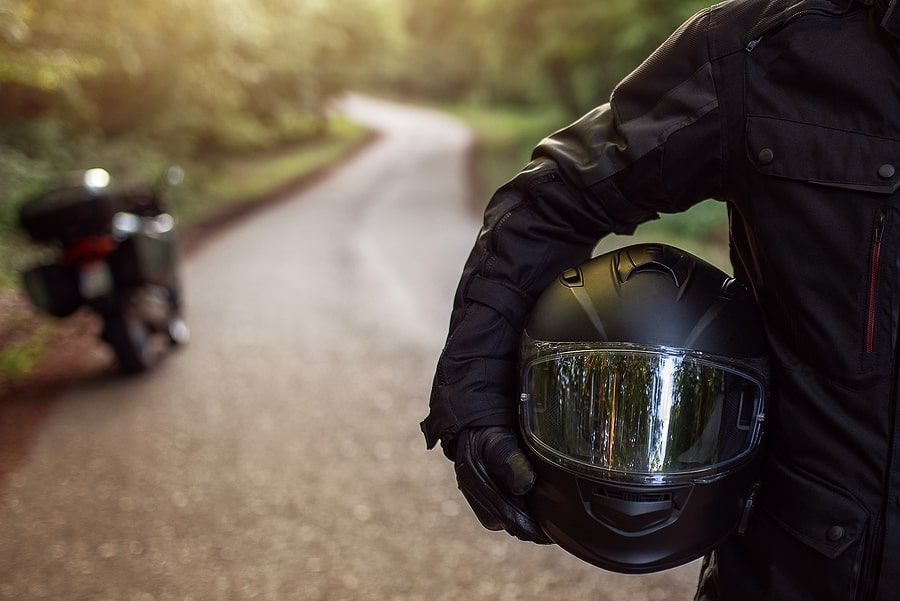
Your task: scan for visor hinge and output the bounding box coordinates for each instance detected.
[737,481,762,536]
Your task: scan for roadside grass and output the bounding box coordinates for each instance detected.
[449,103,732,272]
[0,117,369,388]
[174,118,369,225]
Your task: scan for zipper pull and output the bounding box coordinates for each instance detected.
[746,37,763,52]
[737,481,762,536]
[875,211,886,243]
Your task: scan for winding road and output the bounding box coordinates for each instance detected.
[0,97,699,600]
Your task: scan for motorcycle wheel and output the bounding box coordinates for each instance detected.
[103,300,160,374]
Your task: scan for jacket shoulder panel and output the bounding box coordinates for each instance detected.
[708,0,857,58]
[611,7,714,124]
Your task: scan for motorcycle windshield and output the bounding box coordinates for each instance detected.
[520,342,767,484]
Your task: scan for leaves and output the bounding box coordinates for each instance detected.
[0,0,383,148]
[394,0,714,115]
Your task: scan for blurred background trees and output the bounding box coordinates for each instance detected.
[0,0,726,264]
[0,0,718,193]
[0,0,382,186]
[392,0,710,115]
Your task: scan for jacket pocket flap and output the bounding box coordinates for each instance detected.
[746,116,900,194]
[760,459,868,559]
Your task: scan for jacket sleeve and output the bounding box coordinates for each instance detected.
[422,8,725,451]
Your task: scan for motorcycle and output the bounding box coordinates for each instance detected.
[18,167,189,373]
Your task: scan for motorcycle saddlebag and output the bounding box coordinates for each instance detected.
[19,189,117,244]
[22,263,82,317]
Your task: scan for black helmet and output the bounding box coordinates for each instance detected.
[519,243,769,573]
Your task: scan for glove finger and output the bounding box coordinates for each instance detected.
[482,430,537,496]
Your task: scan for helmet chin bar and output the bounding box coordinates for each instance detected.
[528,446,762,574]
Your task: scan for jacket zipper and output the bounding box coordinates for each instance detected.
[746,7,862,52]
[860,211,896,601]
[866,211,886,354]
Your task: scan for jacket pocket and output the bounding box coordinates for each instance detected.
[754,458,869,601]
[745,116,900,194]
[744,116,898,377]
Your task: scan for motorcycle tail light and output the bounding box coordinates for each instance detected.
[63,235,117,265]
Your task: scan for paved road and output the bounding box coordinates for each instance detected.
[0,97,699,600]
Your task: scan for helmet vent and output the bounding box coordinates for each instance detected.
[615,246,691,288]
[595,489,673,504]
[586,487,677,533]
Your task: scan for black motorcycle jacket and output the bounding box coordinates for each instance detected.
[424,0,900,599]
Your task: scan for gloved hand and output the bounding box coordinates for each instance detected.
[454,426,552,544]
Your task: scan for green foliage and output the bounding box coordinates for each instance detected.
[0,0,384,205]
[390,0,713,116]
[0,320,52,381]
[0,0,384,140]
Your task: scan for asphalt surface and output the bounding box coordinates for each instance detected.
[0,97,700,600]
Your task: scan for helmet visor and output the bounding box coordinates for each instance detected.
[520,341,766,484]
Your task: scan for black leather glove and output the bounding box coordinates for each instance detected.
[454,426,552,544]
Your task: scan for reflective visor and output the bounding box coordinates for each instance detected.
[520,341,767,484]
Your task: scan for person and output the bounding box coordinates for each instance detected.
[421,0,900,599]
